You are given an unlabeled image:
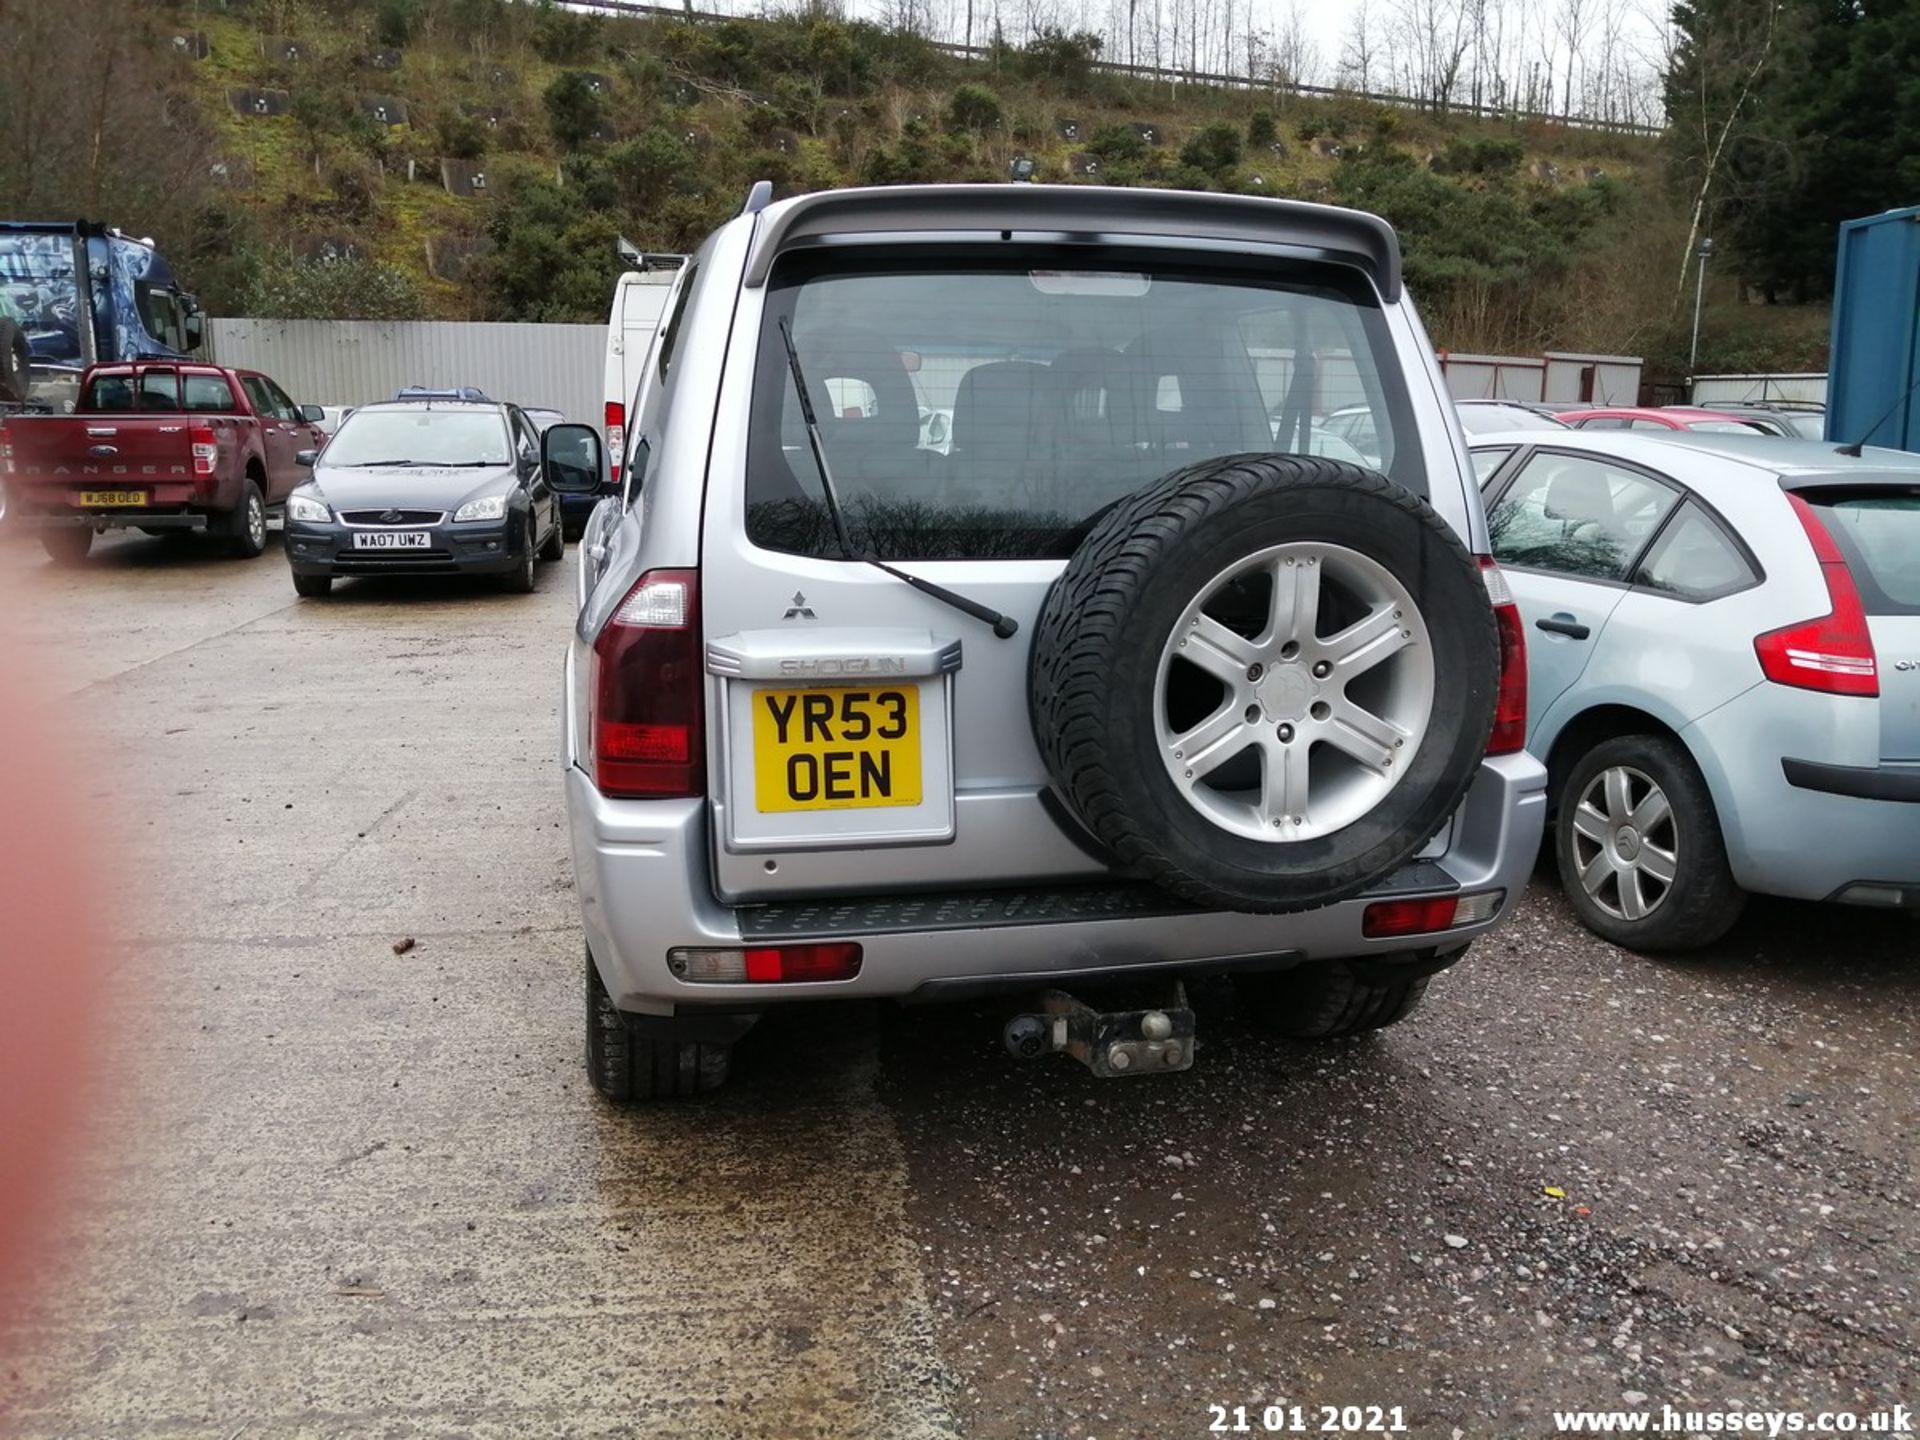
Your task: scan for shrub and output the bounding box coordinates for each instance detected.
[1247,109,1276,149]
[434,108,488,161]
[544,71,608,149]
[374,0,419,46]
[530,2,603,63]
[245,254,427,322]
[1180,121,1242,177]
[1088,122,1144,162]
[947,83,1002,135]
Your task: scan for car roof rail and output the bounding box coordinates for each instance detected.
[741,180,775,216]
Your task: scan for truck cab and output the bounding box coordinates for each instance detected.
[0,221,205,413]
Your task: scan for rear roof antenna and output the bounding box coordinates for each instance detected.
[1835,369,1920,456]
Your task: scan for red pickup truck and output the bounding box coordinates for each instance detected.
[0,361,326,564]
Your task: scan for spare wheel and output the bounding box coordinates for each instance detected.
[1029,453,1499,913]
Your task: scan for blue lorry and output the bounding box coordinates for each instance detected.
[0,221,206,411]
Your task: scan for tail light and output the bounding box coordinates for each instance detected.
[1479,558,1528,754]
[190,424,218,478]
[1753,495,1878,697]
[1362,890,1503,938]
[668,943,864,984]
[591,569,703,797]
[605,401,625,481]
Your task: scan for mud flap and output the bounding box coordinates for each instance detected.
[1002,981,1195,1077]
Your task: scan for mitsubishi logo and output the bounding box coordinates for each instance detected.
[782,591,816,620]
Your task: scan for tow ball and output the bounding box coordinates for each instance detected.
[1002,982,1196,1077]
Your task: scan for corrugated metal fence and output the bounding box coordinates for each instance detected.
[207,319,605,424]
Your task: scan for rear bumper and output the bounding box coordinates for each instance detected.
[11,477,239,523]
[566,751,1548,1016]
[1782,757,1920,803]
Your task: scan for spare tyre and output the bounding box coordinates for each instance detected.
[1030,453,1499,914]
[0,320,29,405]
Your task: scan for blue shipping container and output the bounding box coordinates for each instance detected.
[1828,205,1920,451]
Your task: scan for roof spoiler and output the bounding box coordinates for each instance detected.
[740,184,1402,301]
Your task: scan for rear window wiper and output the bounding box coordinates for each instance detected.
[776,318,1018,641]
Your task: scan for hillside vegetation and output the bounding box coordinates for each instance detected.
[0,0,1833,375]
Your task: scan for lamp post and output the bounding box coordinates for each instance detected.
[1689,235,1714,373]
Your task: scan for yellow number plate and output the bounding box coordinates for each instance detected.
[78,490,145,507]
[752,685,922,813]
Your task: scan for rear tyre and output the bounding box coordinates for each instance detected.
[40,526,93,566]
[1554,733,1745,952]
[537,511,565,562]
[585,949,732,1102]
[223,480,268,559]
[499,517,537,593]
[292,572,332,599]
[1236,959,1430,1038]
[0,319,30,405]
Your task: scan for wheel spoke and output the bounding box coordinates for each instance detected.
[1628,785,1671,834]
[1181,613,1259,683]
[1321,697,1403,774]
[1260,737,1311,825]
[1617,864,1649,920]
[1602,766,1633,824]
[1572,800,1611,845]
[1322,604,1411,677]
[1578,845,1617,897]
[1639,844,1677,886]
[1171,703,1255,782]
[1267,556,1322,646]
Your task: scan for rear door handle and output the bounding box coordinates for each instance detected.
[1535,614,1591,640]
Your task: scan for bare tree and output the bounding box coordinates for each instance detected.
[1337,0,1379,91]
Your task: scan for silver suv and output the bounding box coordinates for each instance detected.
[543,184,1547,1101]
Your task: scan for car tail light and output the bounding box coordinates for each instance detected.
[605,401,625,479]
[1362,890,1503,939]
[591,569,703,798]
[668,943,863,984]
[1753,495,1878,697]
[190,425,218,477]
[1480,558,1528,754]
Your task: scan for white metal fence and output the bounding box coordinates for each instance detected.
[207,319,605,425]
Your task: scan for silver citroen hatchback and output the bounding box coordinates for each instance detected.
[543,183,1546,1101]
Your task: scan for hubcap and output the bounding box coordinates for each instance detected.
[1153,541,1435,843]
[1570,764,1678,922]
[248,495,265,546]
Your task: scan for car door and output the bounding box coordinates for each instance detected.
[264,376,326,489]
[239,375,298,499]
[511,406,557,541]
[1485,448,1684,746]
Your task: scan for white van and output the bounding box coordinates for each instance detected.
[602,253,684,487]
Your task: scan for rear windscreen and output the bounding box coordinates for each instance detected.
[1802,488,1920,614]
[82,368,180,412]
[746,249,1421,562]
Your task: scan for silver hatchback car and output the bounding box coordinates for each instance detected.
[1474,429,1920,950]
[543,184,1546,1101]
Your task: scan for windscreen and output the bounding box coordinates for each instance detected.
[324,409,510,467]
[1803,488,1920,613]
[746,251,1420,562]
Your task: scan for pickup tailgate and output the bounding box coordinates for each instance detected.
[2,414,205,511]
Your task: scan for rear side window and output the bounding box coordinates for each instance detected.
[746,252,1422,562]
[83,372,135,411]
[656,263,696,384]
[1633,501,1758,600]
[182,374,235,412]
[137,369,179,410]
[1802,489,1920,613]
[1488,451,1680,580]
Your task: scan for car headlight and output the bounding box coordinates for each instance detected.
[287,494,331,523]
[454,495,509,522]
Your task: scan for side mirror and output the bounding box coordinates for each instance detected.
[183,312,205,349]
[295,449,318,468]
[299,404,325,423]
[542,422,605,495]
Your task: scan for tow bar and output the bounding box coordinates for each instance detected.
[1002,981,1196,1077]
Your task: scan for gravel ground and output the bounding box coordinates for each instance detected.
[1,528,1914,1439]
